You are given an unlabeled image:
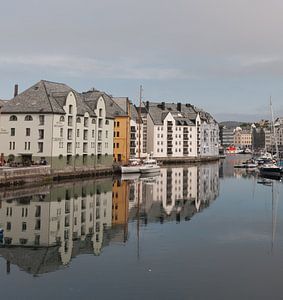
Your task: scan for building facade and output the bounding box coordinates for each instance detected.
[145,102,219,158]
[0,81,114,170]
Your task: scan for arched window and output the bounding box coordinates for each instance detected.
[60,116,65,122]
[25,115,33,121]
[9,115,17,121]
[92,118,96,124]
[76,117,81,123]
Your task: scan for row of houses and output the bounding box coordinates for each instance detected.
[0,80,219,170]
[220,120,283,154]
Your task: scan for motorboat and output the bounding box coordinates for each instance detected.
[259,164,283,179]
[139,159,160,174]
[120,159,141,174]
[234,159,258,169]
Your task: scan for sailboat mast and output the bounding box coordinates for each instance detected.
[138,85,142,160]
[270,97,279,158]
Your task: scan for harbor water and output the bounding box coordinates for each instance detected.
[0,155,282,300]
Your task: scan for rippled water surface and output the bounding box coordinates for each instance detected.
[0,156,283,300]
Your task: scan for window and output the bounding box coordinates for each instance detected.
[106,131,108,138]
[26,128,30,136]
[60,128,63,137]
[98,119,103,128]
[99,108,103,117]
[59,141,64,148]
[105,120,109,125]
[67,129,73,140]
[6,222,11,230]
[76,117,81,123]
[116,143,119,148]
[83,130,88,140]
[25,115,33,121]
[9,115,17,121]
[116,131,120,137]
[84,117,89,127]
[98,131,102,141]
[11,128,15,136]
[92,118,96,124]
[38,129,44,139]
[60,116,65,122]
[69,105,73,114]
[68,116,73,126]
[67,143,72,153]
[38,142,43,153]
[22,222,27,231]
[92,130,95,138]
[25,142,31,150]
[39,115,45,125]
[9,141,15,150]
[117,121,120,127]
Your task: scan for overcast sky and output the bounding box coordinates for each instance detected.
[1,0,283,121]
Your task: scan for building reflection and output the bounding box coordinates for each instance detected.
[127,163,219,224]
[0,163,220,276]
[219,155,257,179]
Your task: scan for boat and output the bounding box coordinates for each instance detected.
[234,159,258,168]
[259,164,283,179]
[139,158,160,174]
[259,98,283,179]
[120,159,142,174]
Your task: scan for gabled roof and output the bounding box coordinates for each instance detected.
[83,89,128,119]
[1,80,95,116]
[144,101,217,125]
[0,99,7,107]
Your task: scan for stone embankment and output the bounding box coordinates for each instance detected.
[0,156,220,188]
[0,165,113,188]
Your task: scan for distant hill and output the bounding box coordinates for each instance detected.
[219,121,252,128]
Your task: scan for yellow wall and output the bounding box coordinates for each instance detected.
[112,180,129,225]
[113,116,130,164]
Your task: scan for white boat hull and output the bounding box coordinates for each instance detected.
[120,166,140,174]
[140,166,160,174]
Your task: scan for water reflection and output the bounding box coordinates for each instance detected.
[0,163,219,276]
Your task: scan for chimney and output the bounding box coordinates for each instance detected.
[146,101,149,110]
[14,84,18,97]
[177,102,181,112]
[161,102,165,110]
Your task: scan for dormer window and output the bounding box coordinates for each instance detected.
[76,117,81,123]
[60,116,65,122]
[69,105,73,114]
[25,115,33,121]
[9,115,17,121]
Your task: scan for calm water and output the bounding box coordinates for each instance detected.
[0,156,283,300]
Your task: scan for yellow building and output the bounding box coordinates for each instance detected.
[111,97,131,164]
[234,127,252,148]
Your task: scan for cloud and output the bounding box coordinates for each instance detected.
[0,54,195,80]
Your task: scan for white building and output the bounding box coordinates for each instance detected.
[0,81,114,170]
[144,102,219,158]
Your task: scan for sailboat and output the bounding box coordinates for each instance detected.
[259,98,283,179]
[120,86,160,174]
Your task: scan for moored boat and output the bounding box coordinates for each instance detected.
[139,159,160,174]
[120,159,141,174]
[259,164,283,179]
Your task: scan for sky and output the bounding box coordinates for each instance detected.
[1,0,283,121]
